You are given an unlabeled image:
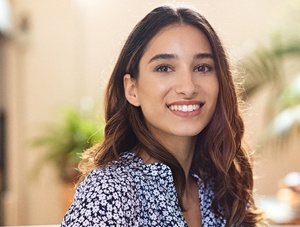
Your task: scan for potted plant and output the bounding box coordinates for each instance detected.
[32,101,104,213]
[32,105,104,183]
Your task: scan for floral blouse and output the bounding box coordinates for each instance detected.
[61,152,226,226]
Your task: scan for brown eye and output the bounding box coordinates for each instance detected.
[195,64,212,73]
[155,65,173,73]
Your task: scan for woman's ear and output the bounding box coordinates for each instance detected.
[123,74,140,107]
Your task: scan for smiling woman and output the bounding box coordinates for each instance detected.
[124,25,219,146]
[61,5,265,227]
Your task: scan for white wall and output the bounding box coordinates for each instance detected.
[5,0,79,224]
[3,0,298,225]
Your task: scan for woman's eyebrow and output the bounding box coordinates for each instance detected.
[148,53,178,64]
[194,53,214,60]
[148,52,213,64]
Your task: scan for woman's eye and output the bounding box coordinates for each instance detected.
[155,65,172,73]
[195,64,212,73]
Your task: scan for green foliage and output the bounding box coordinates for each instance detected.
[32,107,104,182]
[267,75,300,136]
[241,34,300,144]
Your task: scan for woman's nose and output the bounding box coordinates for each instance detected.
[175,70,197,97]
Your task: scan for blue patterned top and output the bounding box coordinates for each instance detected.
[61,152,226,226]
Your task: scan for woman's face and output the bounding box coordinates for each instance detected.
[124,24,219,145]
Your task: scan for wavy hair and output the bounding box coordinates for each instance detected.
[78,5,264,226]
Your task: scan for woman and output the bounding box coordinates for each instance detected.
[61,5,264,227]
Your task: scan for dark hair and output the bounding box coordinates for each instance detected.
[79,5,264,226]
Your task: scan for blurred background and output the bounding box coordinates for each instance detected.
[0,0,300,225]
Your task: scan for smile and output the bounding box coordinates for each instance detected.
[168,103,203,112]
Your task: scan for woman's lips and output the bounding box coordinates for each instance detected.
[168,104,200,112]
[167,102,205,115]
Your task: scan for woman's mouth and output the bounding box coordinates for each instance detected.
[168,103,205,112]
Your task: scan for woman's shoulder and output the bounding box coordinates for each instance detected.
[79,151,139,190]
[61,152,141,226]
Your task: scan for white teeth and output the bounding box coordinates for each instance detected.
[169,104,200,112]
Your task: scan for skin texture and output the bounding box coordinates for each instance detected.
[124,24,219,226]
[124,24,219,169]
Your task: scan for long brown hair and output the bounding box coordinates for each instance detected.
[79,5,264,226]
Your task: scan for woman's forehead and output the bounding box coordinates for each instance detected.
[141,24,212,63]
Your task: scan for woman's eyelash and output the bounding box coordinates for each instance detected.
[154,64,213,73]
[195,64,213,73]
[155,64,173,73]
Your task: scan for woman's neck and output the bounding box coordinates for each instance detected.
[167,137,196,179]
[139,136,196,180]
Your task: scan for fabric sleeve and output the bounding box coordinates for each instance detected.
[60,168,139,227]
